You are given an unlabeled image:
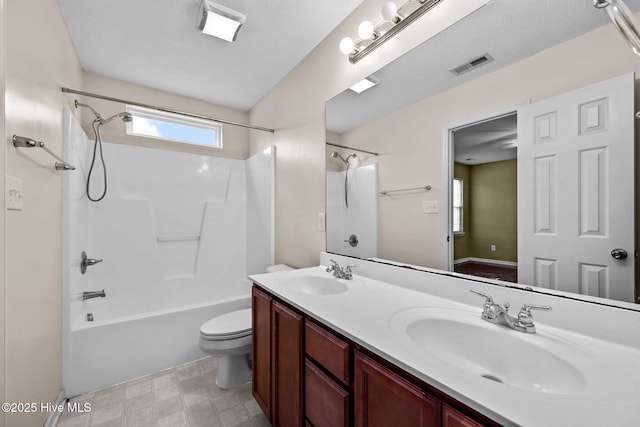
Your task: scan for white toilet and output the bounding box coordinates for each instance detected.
[199,264,293,389]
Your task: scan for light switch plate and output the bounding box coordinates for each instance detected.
[423,200,438,214]
[6,175,23,211]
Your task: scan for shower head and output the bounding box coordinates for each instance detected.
[101,112,132,125]
[331,151,357,166]
[74,100,131,125]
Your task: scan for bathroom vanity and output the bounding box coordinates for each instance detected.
[249,256,640,427]
[252,284,495,427]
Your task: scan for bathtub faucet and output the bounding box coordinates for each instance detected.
[83,289,106,301]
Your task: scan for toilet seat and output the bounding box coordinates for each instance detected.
[200,308,252,340]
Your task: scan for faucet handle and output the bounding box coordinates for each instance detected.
[469,289,494,304]
[344,264,356,279]
[522,303,552,313]
[518,304,552,326]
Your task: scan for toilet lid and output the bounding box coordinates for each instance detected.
[200,308,252,339]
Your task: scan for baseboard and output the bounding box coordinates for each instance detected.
[43,389,66,427]
[454,257,517,267]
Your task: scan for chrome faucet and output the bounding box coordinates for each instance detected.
[325,259,355,280]
[470,289,551,333]
[82,289,106,301]
[81,251,103,274]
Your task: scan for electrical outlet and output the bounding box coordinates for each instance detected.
[423,200,439,214]
[6,175,23,211]
[490,244,496,252]
[318,213,326,232]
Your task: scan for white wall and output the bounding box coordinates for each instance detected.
[4,0,83,426]
[81,73,250,160]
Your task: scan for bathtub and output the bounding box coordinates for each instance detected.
[62,110,274,397]
[63,287,251,397]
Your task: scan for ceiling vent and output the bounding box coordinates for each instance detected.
[449,53,494,76]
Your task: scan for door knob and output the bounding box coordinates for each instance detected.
[611,248,628,260]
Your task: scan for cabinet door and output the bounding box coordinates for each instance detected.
[252,286,273,419]
[305,359,350,427]
[273,301,304,427]
[442,404,485,427]
[354,351,440,427]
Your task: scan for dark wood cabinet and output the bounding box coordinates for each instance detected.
[252,284,499,427]
[304,320,352,427]
[252,286,272,419]
[272,301,304,427]
[354,350,441,427]
[305,359,350,427]
[305,320,351,386]
[442,404,485,427]
[252,286,303,427]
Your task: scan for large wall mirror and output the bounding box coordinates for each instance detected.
[325,0,640,309]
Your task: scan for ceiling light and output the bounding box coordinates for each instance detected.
[340,37,355,54]
[381,2,400,22]
[358,21,375,39]
[349,76,380,94]
[197,0,246,42]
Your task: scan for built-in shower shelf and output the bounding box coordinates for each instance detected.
[156,236,201,242]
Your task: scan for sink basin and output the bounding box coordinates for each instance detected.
[280,275,349,295]
[391,308,587,395]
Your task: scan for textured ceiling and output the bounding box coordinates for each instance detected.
[58,0,364,111]
[327,0,640,134]
[453,114,517,165]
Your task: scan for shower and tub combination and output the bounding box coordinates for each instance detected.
[62,107,274,396]
[326,150,378,259]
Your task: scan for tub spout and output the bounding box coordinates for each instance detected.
[83,290,106,301]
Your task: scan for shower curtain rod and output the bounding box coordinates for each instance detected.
[61,87,275,133]
[326,142,378,156]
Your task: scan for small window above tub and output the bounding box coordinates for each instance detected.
[126,105,223,148]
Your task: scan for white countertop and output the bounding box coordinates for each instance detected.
[250,265,640,427]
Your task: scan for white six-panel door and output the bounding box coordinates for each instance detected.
[518,73,635,303]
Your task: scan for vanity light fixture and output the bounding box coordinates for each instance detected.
[197,0,246,42]
[595,0,640,119]
[594,0,640,57]
[340,0,445,64]
[349,76,380,94]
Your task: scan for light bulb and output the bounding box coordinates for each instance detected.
[339,37,355,54]
[358,21,374,39]
[381,1,398,21]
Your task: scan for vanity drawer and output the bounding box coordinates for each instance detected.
[305,359,350,427]
[305,320,351,385]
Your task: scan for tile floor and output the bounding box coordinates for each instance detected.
[56,356,270,427]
